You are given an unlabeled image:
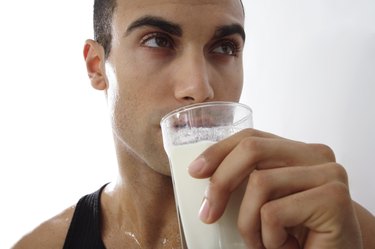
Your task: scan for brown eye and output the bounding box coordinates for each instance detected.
[141,33,174,49]
[211,40,240,56]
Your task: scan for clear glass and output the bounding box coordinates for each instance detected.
[160,101,253,249]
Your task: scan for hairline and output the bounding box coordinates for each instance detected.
[96,0,245,58]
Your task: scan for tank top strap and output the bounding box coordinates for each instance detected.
[62,183,109,249]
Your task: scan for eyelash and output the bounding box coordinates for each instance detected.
[140,32,241,56]
[140,32,175,49]
[211,38,242,57]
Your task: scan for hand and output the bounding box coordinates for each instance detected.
[188,128,362,249]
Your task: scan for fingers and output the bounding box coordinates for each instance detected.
[188,128,282,178]
[237,163,351,249]
[191,129,336,224]
[189,128,335,180]
[260,182,359,249]
[185,127,357,248]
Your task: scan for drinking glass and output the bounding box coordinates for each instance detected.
[160,101,253,249]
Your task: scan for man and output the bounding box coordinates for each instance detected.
[12,0,375,248]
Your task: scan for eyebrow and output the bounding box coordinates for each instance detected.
[214,24,246,42]
[125,15,245,42]
[125,16,183,37]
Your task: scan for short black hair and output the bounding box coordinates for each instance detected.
[93,0,117,58]
[93,0,243,59]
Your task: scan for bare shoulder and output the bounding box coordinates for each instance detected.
[11,205,76,249]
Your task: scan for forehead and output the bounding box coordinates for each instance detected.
[113,0,244,32]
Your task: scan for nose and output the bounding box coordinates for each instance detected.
[173,49,214,104]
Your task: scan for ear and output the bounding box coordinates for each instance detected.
[83,39,108,90]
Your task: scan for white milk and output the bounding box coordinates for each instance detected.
[168,141,247,249]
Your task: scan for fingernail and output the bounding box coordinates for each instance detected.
[199,198,210,223]
[188,157,206,175]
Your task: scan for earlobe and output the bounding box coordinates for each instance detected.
[83,39,108,90]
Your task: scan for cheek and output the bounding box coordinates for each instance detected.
[213,63,243,100]
[108,57,167,132]
[108,76,156,143]
[105,70,138,134]
[228,62,243,99]
[112,85,141,130]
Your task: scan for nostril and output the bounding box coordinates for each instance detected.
[183,96,195,101]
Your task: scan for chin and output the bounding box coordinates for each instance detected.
[158,164,171,177]
[147,166,172,178]
[146,155,172,177]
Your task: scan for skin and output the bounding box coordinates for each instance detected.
[12,0,375,248]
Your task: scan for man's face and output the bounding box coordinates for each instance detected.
[104,0,245,175]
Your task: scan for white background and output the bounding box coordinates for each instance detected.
[1,0,374,248]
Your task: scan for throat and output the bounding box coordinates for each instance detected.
[119,229,181,249]
[102,208,182,249]
[101,181,181,249]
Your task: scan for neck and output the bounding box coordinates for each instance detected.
[101,142,181,248]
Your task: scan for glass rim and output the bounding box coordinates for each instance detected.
[160,101,252,125]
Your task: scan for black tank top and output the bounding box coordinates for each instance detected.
[62,184,108,249]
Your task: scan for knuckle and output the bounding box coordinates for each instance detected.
[248,170,270,192]
[241,127,258,137]
[324,181,351,206]
[326,162,349,184]
[239,136,262,154]
[310,143,336,161]
[260,202,280,226]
